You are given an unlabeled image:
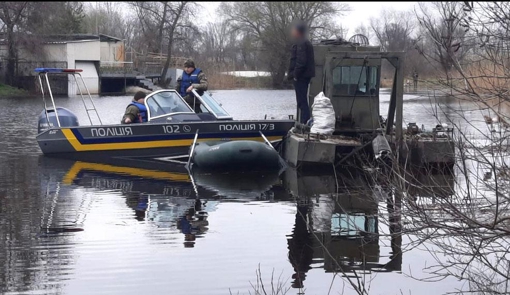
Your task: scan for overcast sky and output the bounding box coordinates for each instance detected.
[199,2,417,36]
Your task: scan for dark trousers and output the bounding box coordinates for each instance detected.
[293,78,311,124]
[184,95,202,113]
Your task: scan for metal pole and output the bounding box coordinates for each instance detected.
[386,70,397,135]
[44,72,61,127]
[187,129,200,167]
[260,131,287,169]
[38,74,51,127]
[124,64,127,95]
[395,57,404,146]
[76,73,103,125]
[188,172,200,199]
[72,74,94,126]
[259,131,276,151]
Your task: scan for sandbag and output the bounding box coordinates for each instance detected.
[310,92,335,135]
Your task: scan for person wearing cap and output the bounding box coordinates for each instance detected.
[175,59,208,113]
[121,91,148,124]
[287,21,315,124]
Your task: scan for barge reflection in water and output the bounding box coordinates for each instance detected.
[283,167,404,290]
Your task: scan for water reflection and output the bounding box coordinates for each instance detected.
[284,167,402,290]
[283,164,459,293]
[2,154,458,294]
[407,168,456,199]
[0,90,468,294]
[38,157,287,250]
[191,168,281,200]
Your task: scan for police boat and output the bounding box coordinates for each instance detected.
[35,68,294,161]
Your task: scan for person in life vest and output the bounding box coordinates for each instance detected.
[122,91,147,124]
[175,59,208,113]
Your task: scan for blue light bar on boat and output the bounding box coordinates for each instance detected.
[34,68,83,73]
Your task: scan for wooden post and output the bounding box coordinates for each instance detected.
[384,53,404,146]
[395,56,404,146]
[386,69,397,135]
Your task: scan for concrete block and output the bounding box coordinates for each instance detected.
[284,134,336,166]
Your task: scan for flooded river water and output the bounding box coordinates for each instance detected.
[0,89,490,294]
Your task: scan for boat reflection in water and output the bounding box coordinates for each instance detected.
[39,157,284,247]
[190,167,281,201]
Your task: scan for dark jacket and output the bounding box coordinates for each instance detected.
[288,39,315,80]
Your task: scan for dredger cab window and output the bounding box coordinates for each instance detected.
[332,66,379,96]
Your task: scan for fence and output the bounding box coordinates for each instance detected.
[99,55,189,80]
[12,61,68,95]
[99,61,135,75]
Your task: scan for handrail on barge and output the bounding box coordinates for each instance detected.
[35,68,103,127]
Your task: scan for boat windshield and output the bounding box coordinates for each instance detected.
[192,90,232,120]
[146,90,194,119]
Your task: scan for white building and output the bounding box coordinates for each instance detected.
[1,34,124,96]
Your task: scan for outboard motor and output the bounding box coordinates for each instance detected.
[38,107,79,133]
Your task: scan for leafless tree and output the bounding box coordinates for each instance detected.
[353,25,374,44]
[27,2,84,35]
[82,2,135,45]
[0,2,29,85]
[128,1,196,86]
[201,20,233,65]
[219,2,349,88]
[373,2,510,293]
[369,8,420,77]
[370,9,416,53]
[0,2,87,85]
[415,2,473,86]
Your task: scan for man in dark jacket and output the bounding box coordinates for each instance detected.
[288,21,315,124]
[175,59,208,113]
[122,91,147,124]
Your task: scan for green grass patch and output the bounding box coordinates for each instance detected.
[0,83,28,97]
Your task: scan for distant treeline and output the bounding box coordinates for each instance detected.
[0,2,508,91]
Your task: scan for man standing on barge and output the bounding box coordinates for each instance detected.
[288,21,315,125]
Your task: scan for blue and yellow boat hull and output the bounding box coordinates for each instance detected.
[37,120,294,160]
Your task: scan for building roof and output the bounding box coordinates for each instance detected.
[44,34,122,43]
[98,34,123,42]
[0,33,119,45]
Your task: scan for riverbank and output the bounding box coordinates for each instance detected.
[0,84,28,97]
[208,74,277,90]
